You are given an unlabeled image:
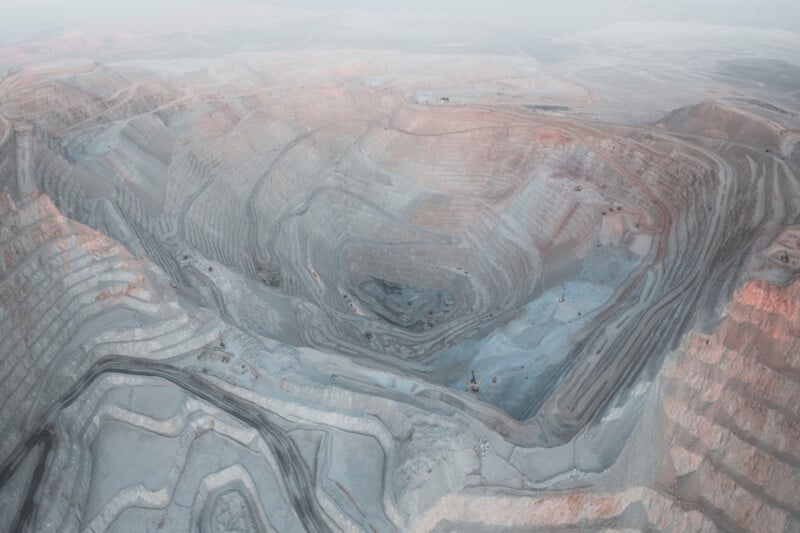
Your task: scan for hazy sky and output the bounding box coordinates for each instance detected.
[0,0,223,44]
[1,0,799,46]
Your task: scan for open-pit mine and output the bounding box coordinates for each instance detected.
[0,4,799,532]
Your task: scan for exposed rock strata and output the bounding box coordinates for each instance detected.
[0,49,798,532]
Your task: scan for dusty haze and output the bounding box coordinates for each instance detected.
[0,2,799,532]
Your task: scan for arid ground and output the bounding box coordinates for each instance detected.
[1,5,799,532]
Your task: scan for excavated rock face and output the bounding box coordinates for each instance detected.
[0,36,799,532]
[656,279,800,532]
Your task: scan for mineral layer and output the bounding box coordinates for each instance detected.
[0,13,799,533]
